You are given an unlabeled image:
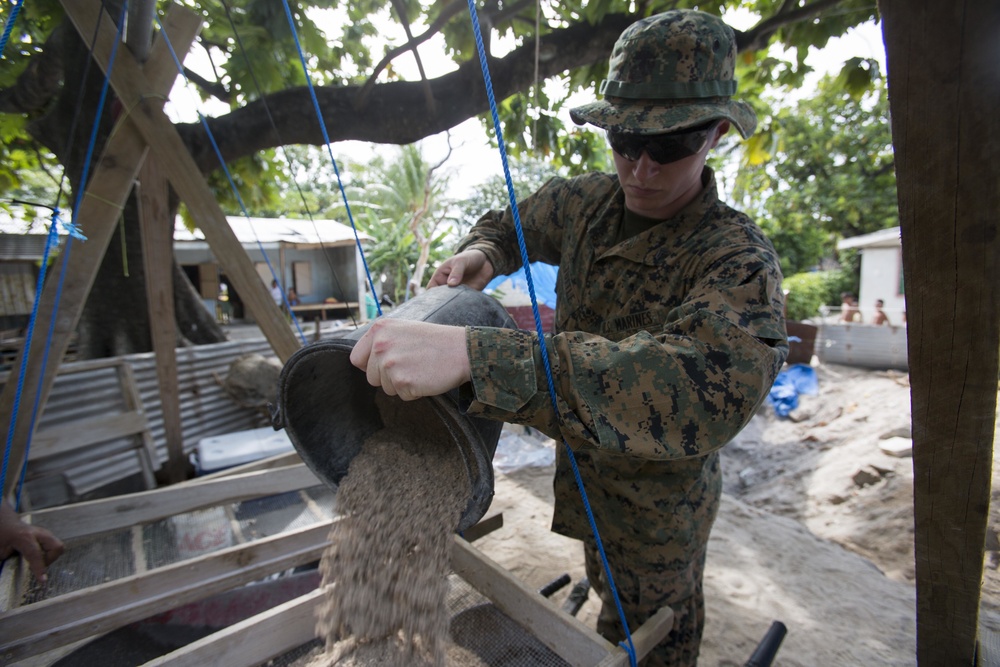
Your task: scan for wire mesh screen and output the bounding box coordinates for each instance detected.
[20,527,137,604]
[445,575,572,667]
[14,484,334,606]
[265,574,572,667]
[12,485,580,667]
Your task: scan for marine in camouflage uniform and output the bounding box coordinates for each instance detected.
[455,10,788,666]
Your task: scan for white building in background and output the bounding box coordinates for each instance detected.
[837,226,906,324]
[813,226,907,371]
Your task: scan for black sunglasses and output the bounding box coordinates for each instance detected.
[607,121,720,164]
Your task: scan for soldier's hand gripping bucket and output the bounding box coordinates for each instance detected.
[271,285,517,532]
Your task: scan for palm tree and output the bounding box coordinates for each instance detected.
[337,143,456,304]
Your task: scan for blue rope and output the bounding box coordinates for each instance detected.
[464,2,638,664]
[278,0,382,319]
[1,1,127,507]
[17,212,77,508]
[0,0,24,56]
[154,16,308,345]
[0,216,61,505]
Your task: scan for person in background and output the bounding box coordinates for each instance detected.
[217,282,232,324]
[0,499,64,583]
[287,287,300,307]
[348,9,787,666]
[840,292,862,323]
[872,298,891,326]
[270,279,283,307]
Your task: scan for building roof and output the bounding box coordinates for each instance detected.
[837,226,901,250]
[174,216,371,249]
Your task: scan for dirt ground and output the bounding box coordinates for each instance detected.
[472,363,1000,666]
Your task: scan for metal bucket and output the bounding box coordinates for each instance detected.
[271,285,516,532]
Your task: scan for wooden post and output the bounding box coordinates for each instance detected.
[137,158,187,482]
[61,0,301,363]
[0,6,201,500]
[279,241,287,293]
[880,1,1000,663]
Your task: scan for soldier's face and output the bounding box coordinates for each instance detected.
[613,120,728,220]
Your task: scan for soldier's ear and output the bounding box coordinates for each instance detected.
[710,120,731,148]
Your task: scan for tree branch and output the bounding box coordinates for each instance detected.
[183,67,232,105]
[388,0,436,115]
[354,0,467,109]
[179,14,635,171]
[736,0,850,52]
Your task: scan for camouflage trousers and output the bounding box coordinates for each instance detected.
[584,536,709,667]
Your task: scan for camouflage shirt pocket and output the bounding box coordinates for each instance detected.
[470,345,537,412]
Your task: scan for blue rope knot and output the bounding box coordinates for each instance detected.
[55,210,88,241]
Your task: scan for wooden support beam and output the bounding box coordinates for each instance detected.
[595,606,674,667]
[143,533,668,667]
[880,0,1000,663]
[29,411,148,458]
[0,520,334,663]
[450,536,617,666]
[26,463,320,541]
[61,0,302,364]
[138,158,186,482]
[141,589,323,667]
[0,5,201,500]
[193,450,302,481]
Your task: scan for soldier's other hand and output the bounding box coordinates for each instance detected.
[349,320,471,401]
[427,250,495,290]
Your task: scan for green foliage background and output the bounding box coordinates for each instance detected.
[1,0,894,318]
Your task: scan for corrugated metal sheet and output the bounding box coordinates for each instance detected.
[129,339,277,461]
[815,323,908,371]
[0,234,58,261]
[7,337,282,503]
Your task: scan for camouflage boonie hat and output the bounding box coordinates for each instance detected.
[570,10,757,138]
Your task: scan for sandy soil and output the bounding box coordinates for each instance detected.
[471,363,1000,666]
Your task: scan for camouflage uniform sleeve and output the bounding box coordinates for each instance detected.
[464,254,787,460]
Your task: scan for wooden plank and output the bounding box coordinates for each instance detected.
[0,520,334,663]
[8,637,97,667]
[450,536,613,666]
[147,532,634,667]
[142,589,323,667]
[26,464,320,541]
[223,504,247,545]
[192,450,302,481]
[0,546,21,613]
[132,525,148,575]
[119,363,159,488]
[137,159,186,483]
[298,489,326,522]
[594,606,674,667]
[880,1,1000,663]
[460,512,503,543]
[61,0,302,364]
[0,5,201,500]
[28,411,148,458]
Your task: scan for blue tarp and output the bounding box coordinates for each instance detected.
[767,363,819,417]
[485,262,558,309]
